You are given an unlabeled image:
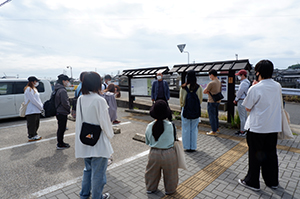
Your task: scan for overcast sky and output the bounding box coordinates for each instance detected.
[1,0,299,80]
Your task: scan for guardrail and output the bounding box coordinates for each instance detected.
[235,85,300,96]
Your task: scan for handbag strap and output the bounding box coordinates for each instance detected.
[172,123,177,142]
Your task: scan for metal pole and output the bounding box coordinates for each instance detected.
[184,51,189,64]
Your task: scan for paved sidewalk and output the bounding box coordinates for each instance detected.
[35,119,300,199]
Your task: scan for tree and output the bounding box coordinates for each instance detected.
[288,64,300,69]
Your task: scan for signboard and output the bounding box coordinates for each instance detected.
[197,76,228,101]
[131,78,155,96]
[177,44,186,53]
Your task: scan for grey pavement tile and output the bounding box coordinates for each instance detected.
[55,193,68,199]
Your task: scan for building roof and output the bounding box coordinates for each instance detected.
[169,59,252,73]
[121,66,169,76]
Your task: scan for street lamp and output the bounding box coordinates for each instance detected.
[177,44,189,64]
[66,66,73,82]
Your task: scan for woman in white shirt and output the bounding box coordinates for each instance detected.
[238,60,281,191]
[24,76,43,142]
[75,72,113,199]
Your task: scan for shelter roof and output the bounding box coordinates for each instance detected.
[169,59,252,73]
[121,66,169,76]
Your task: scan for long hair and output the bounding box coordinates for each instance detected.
[152,120,164,141]
[182,70,198,91]
[24,81,35,93]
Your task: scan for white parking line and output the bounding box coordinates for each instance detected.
[31,136,182,198]
[31,149,150,198]
[0,118,56,130]
[0,133,75,152]
[0,121,131,152]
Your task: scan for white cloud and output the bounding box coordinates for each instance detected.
[1,0,300,79]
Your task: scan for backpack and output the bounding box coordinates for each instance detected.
[182,85,201,119]
[43,89,61,117]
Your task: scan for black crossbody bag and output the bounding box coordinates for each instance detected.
[209,91,224,102]
[79,98,102,146]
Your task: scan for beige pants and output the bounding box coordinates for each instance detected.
[145,147,178,194]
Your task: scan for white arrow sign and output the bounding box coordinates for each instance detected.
[177,44,186,53]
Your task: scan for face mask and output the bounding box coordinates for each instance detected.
[107,81,111,84]
[237,76,242,80]
[157,76,162,80]
[255,73,260,81]
[34,82,39,87]
[64,81,70,87]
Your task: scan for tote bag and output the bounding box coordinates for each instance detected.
[19,101,30,117]
[278,90,294,140]
[174,140,187,170]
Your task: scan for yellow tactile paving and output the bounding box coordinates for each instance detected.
[163,131,300,199]
[163,141,248,199]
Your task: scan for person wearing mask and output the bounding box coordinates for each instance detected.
[24,76,44,141]
[203,69,222,136]
[238,60,281,191]
[55,74,71,150]
[179,70,203,152]
[151,72,171,121]
[75,72,113,199]
[101,74,112,91]
[233,69,250,136]
[145,100,178,195]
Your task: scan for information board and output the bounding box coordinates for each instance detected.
[131,78,155,96]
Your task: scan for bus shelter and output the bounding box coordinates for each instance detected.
[121,66,169,109]
[169,59,252,123]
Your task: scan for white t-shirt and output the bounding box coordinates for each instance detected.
[242,79,282,133]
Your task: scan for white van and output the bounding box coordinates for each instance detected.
[0,78,52,119]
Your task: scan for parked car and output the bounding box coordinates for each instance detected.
[0,78,52,119]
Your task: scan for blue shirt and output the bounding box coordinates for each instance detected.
[75,83,82,98]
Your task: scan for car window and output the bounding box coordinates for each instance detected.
[0,82,13,95]
[36,82,45,92]
[14,82,27,94]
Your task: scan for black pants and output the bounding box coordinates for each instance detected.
[56,114,68,146]
[244,131,279,188]
[26,113,40,138]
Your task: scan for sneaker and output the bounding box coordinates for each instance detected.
[238,179,260,191]
[28,135,42,142]
[146,190,157,194]
[113,120,121,124]
[56,143,70,150]
[102,193,110,199]
[206,131,217,136]
[267,185,278,189]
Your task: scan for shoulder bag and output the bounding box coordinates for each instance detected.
[278,90,294,140]
[209,91,224,102]
[79,98,102,146]
[172,123,187,170]
[19,100,30,117]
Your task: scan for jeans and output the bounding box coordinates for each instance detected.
[237,100,247,132]
[56,114,68,146]
[80,157,108,199]
[181,108,199,150]
[207,102,219,132]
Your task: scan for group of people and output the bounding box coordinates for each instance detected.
[146,59,282,194]
[23,59,282,197]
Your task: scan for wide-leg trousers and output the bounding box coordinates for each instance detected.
[243,131,279,188]
[145,147,178,194]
